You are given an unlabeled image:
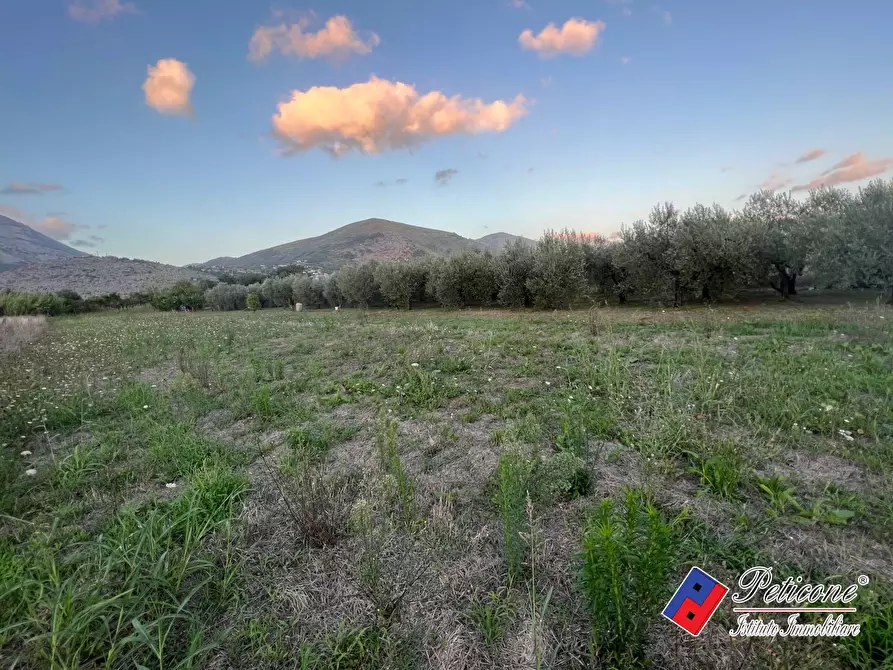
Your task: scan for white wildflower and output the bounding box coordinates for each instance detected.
[25,468,37,476]
[544,381,551,386]
[20,450,32,457]
[411,363,419,368]
[166,482,177,489]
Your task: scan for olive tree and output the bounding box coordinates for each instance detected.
[742,190,810,298]
[495,239,535,307]
[373,260,426,309]
[810,179,893,301]
[526,230,587,309]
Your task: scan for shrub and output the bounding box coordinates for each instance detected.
[579,488,680,667]
[335,263,380,308]
[150,280,206,311]
[246,293,261,311]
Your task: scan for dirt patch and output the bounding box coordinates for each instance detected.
[762,451,879,494]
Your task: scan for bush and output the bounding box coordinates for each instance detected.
[246,293,261,311]
[0,291,65,316]
[260,276,294,308]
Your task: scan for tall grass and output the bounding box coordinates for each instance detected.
[579,488,680,668]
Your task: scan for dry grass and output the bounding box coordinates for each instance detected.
[0,315,48,353]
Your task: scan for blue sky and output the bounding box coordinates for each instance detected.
[1,0,891,266]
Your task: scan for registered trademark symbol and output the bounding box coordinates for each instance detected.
[858,575,869,586]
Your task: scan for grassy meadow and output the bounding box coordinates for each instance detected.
[1,303,892,669]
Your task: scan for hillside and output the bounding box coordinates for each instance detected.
[0,256,216,298]
[198,219,534,271]
[476,232,537,252]
[0,214,88,270]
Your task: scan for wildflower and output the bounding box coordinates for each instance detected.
[143,405,149,409]
[25,469,37,476]
[411,363,419,368]
[545,381,551,386]
[488,377,493,382]
[837,429,855,442]
[20,450,32,457]
[165,482,177,489]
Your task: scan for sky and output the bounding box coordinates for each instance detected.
[1,0,892,266]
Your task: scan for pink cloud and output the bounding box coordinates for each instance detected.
[519,18,606,58]
[249,15,380,63]
[272,76,528,157]
[760,173,793,192]
[1,182,64,195]
[0,205,87,241]
[795,148,826,164]
[143,59,195,116]
[793,152,893,192]
[69,0,136,23]
[621,56,631,65]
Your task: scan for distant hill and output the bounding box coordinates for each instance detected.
[197,218,534,271]
[0,256,217,298]
[476,232,537,252]
[0,214,89,270]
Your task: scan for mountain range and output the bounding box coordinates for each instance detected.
[196,218,536,271]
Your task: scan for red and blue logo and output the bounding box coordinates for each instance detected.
[662,566,729,636]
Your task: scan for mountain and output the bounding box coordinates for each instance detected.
[197,218,534,271]
[0,214,89,270]
[476,232,537,252]
[0,256,217,297]
[201,218,485,271]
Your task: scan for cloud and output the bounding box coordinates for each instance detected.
[720,166,733,173]
[734,194,748,202]
[651,6,672,25]
[792,152,893,192]
[540,76,553,88]
[795,148,827,164]
[373,178,409,188]
[143,58,195,116]
[249,15,379,63]
[29,217,90,241]
[621,56,631,65]
[759,173,793,192]
[605,0,633,17]
[434,169,458,186]
[1,182,64,196]
[272,76,528,157]
[69,0,136,23]
[519,18,606,58]
[0,205,95,241]
[509,0,531,9]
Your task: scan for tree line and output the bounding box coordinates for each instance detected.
[202,179,893,311]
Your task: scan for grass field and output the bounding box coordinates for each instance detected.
[1,304,892,669]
